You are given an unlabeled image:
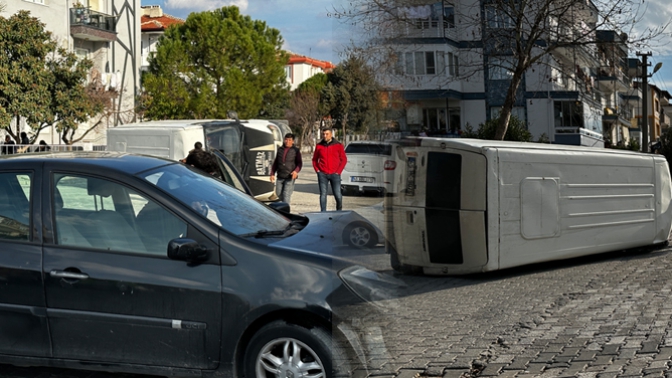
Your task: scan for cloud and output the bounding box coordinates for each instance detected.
[164,0,248,12]
[623,0,672,55]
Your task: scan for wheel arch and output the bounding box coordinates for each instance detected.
[233,308,334,377]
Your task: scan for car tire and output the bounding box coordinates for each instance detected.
[244,320,350,378]
[343,222,378,248]
[341,186,351,196]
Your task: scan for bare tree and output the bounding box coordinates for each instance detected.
[286,90,322,152]
[331,0,670,139]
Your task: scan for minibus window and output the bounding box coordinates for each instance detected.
[426,152,461,210]
[205,127,244,172]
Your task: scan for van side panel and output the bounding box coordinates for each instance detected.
[497,149,659,270]
[106,127,203,161]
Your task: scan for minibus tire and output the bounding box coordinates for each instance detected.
[390,250,422,275]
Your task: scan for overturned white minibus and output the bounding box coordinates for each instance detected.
[386,138,672,275]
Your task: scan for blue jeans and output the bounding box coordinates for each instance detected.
[275,178,295,204]
[317,172,342,212]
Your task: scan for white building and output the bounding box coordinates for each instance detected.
[140,5,183,71]
[2,0,140,146]
[382,0,637,148]
[286,54,335,91]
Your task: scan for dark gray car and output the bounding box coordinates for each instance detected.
[0,152,402,378]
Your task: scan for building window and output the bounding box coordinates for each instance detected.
[444,6,455,28]
[488,57,514,80]
[447,52,459,76]
[402,51,455,76]
[425,52,435,74]
[285,66,293,83]
[74,48,89,60]
[485,5,513,29]
[554,101,584,128]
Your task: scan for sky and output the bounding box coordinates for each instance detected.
[141,0,345,64]
[140,0,672,93]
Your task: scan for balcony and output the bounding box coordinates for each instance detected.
[70,8,116,42]
[595,65,629,93]
[554,127,604,148]
[602,106,632,128]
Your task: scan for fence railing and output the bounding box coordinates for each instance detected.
[1,143,106,155]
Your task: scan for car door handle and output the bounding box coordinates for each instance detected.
[50,270,89,280]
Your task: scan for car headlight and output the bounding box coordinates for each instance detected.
[338,266,406,311]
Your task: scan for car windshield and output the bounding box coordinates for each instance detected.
[345,143,392,155]
[139,163,291,236]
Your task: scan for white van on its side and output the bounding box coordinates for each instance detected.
[386,138,672,275]
[107,120,280,201]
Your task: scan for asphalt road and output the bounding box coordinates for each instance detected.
[6,159,672,377]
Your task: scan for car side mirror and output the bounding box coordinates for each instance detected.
[167,238,209,262]
[268,201,290,213]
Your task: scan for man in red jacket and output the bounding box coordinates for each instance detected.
[312,128,347,211]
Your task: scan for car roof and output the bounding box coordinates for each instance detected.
[0,151,175,175]
[345,141,392,145]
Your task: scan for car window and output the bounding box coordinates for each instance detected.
[140,163,290,236]
[0,173,31,241]
[345,143,392,155]
[53,174,187,256]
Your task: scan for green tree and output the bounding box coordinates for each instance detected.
[287,73,330,151]
[0,10,54,142]
[31,48,109,145]
[322,55,381,137]
[142,6,289,120]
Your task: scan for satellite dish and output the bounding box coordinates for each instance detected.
[653,62,663,74]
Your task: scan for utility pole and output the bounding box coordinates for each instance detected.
[637,52,651,153]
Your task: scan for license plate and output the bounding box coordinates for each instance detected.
[351,176,374,183]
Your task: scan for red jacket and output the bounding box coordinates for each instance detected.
[312,139,347,175]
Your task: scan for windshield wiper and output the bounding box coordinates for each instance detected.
[239,229,288,238]
[240,221,304,239]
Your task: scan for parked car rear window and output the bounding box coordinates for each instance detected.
[345,143,392,155]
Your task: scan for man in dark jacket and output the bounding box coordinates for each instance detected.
[270,133,302,204]
[312,128,347,212]
[2,135,15,155]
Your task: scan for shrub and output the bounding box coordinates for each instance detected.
[461,115,532,142]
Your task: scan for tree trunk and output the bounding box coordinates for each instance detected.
[340,113,348,142]
[14,117,21,143]
[494,68,526,140]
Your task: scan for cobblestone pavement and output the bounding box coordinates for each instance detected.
[5,157,672,377]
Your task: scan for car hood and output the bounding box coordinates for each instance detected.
[269,210,382,262]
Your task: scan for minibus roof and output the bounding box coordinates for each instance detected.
[411,137,650,157]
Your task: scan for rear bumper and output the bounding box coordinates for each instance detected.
[341,184,389,195]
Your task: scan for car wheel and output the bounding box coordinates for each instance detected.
[340,186,350,196]
[244,320,349,378]
[343,222,378,248]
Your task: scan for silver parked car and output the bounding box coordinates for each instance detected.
[341,141,397,196]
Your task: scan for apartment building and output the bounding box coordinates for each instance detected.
[2,0,140,145]
[382,0,638,147]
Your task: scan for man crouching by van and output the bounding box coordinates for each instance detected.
[270,133,302,205]
[312,128,347,212]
